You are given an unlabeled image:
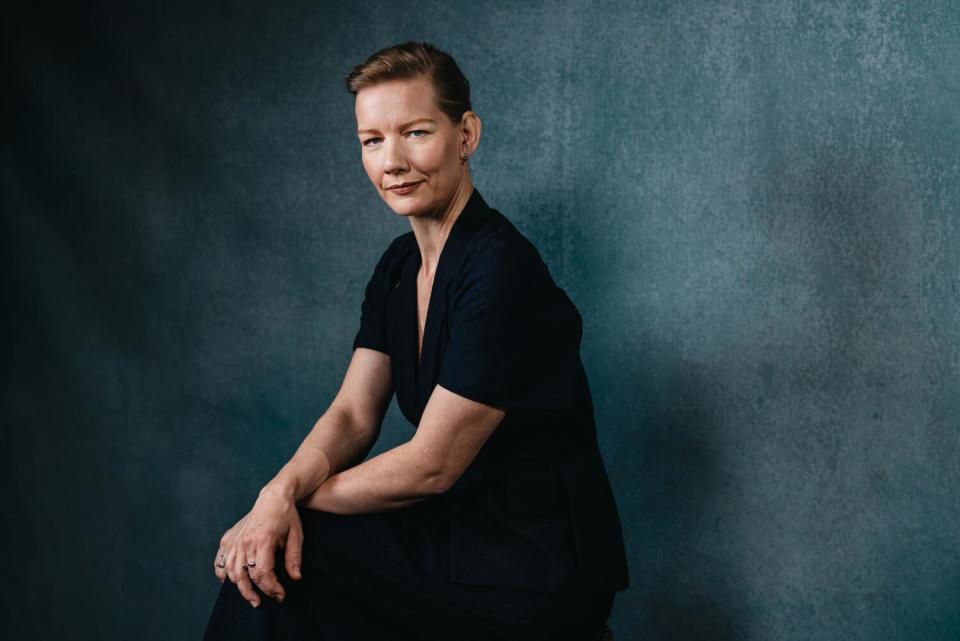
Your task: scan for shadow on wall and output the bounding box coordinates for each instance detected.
[579,132,940,640]
[522,188,746,640]
[630,358,745,641]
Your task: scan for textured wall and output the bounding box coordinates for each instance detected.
[2,1,958,639]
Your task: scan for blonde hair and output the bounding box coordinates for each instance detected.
[345,41,472,124]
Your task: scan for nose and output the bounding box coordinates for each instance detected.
[382,138,408,176]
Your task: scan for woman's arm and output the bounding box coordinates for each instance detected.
[260,347,395,503]
[213,348,395,608]
[300,383,506,514]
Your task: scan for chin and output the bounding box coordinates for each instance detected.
[383,192,428,217]
[383,198,419,217]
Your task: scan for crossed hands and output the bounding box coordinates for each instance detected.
[214,489,304,608]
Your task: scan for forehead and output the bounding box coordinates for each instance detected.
[354,77,441,129]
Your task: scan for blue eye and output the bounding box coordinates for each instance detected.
[362,137,382,147]
[407,130,427,138]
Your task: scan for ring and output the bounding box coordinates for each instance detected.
[247,560,256,567]
[216,553,226,569]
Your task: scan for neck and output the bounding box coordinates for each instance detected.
[409,175,474,278]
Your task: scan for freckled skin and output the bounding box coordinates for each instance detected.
[354,75,479,223]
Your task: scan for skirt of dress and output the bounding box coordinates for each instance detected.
[202,502,615,641]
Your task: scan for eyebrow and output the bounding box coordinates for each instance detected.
[357,118,438,135]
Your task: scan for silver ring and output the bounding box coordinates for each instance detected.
[216,553,226,569]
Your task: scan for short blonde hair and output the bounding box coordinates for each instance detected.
[345,41,472,125]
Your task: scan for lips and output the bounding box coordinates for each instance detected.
[387,181,423,194]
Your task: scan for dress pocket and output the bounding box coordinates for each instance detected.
[446,468,583,590]
[501,469,567,517]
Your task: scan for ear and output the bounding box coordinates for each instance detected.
[459,111,482,154]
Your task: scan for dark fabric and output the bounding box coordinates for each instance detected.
[350,187,629,592]
[352,233,411,357]
[202,505,615,641]
[434,230,583,412]
[205,188,628,638]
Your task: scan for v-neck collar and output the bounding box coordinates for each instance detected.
[396,187,494,424]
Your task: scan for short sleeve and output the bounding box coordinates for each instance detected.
[436,243,582,412]
[352,244,393,356]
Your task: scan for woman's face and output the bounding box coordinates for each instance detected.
[355,76,471,219]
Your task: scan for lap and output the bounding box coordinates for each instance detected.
[203,502,614,641]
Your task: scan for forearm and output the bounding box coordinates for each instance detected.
[297,441,447,514]
[261,408,376,502]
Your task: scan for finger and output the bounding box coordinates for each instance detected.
[224,544,240,583]
[251,538,284,602]
[236,564,260,608]
[216,532,233,583]
[214,547,228,583]
[285,517,304,581]
[228,545,260,608]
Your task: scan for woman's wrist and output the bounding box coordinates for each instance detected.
[259,478,298,503]
[261,459,332,504]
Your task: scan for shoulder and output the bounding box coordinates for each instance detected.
[369,230,417,286]
[379,230,417,264]
[457,210,554,288]
[448,208,580,342]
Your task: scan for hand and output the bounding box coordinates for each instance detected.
[213,489,304,608]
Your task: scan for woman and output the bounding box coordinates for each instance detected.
[203,41,628,641]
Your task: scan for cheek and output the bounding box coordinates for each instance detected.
[420,143,456,174]
[361,155,380,183]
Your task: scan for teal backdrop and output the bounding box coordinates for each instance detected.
[3,1,958,639]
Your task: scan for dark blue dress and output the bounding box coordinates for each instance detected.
[202,188,628,641]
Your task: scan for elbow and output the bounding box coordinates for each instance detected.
[403,442,459,496]
[402,441,462,496]
[421,467,457,496]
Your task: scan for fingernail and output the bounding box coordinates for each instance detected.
[293,567,301,577]
[250,600,258,608]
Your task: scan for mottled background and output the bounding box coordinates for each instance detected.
[2,1,958,639]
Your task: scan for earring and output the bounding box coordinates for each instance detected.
[461,148,470,164]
